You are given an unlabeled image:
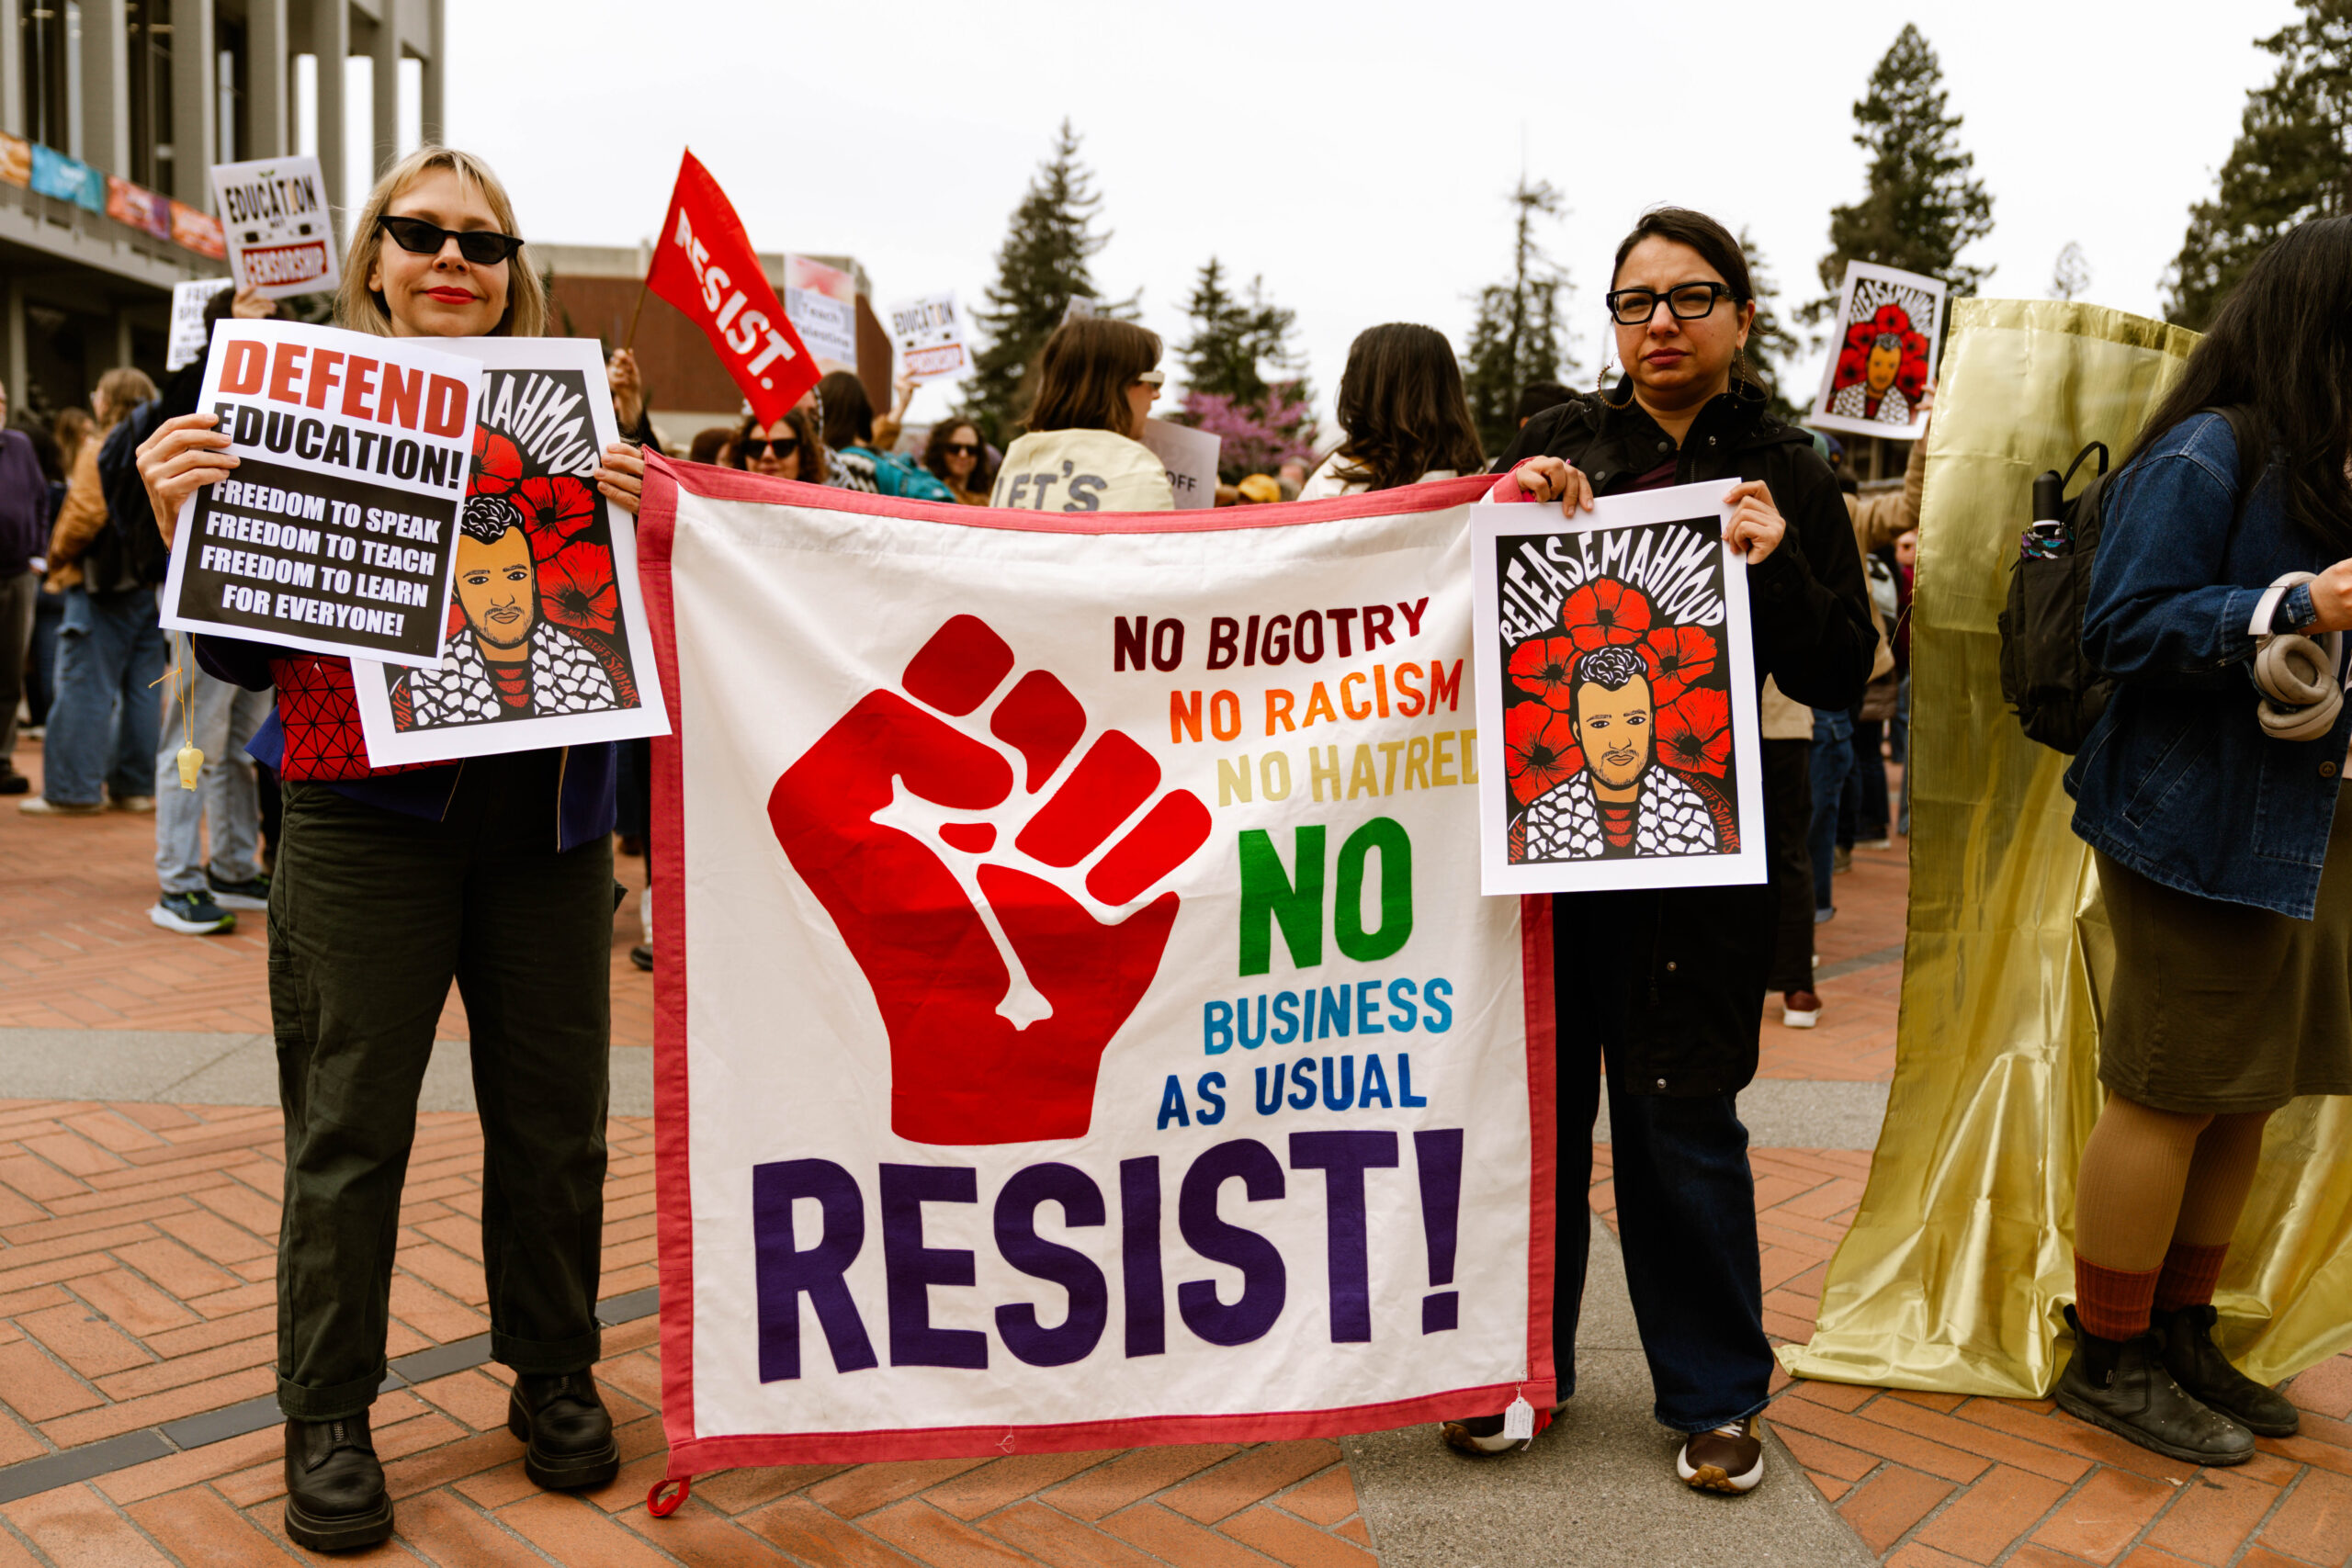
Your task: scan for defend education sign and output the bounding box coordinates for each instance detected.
[160,320,481,667]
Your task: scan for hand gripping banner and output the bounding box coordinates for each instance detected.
[638,458,1555,1481]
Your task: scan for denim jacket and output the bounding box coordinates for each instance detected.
[2064,412,2352,918]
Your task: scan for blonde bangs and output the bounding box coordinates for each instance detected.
[336,147,547,340]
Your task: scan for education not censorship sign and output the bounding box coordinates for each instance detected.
[639,464,1553,1475]
[160,320,481,666]
[209,155,339,299]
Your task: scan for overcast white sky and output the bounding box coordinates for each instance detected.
[435,0,2298,431]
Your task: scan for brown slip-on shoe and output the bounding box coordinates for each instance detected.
[1677,1415,1765,1493]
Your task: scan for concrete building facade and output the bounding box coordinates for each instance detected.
[2,0,443,419]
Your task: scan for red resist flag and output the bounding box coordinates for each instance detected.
[645,151,818,427]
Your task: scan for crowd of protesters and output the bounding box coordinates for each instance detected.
[0,138,2338,1551]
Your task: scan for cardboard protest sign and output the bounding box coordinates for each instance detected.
[1469,482,1765,896]
[159,320,480,667]
[637,465,1552,1472]
[166,279,234,372]
[885,291,968,383]
[348,339,670,764]
[1140,417,1221,511]
[644,151,819,428]
[784,255,859,369]
[1809,262,1945,441]
[209,155,339,299]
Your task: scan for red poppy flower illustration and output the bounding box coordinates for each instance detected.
[1558,578,1653,651]
[538,539,620,636]
[1644,625,1718,705]
[1505,701,1583,806]
[470,428,522,497]
[515,474,599,561]
[1655,685,1734,778]
[1509,635,1585,711]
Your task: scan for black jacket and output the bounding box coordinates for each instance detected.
[1498,381,1876,1096]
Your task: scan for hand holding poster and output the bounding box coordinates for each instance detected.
[640,466,1550,1471]
[1809,262,1945,440]
[643,151,820,428]
[885,292,967,382]
[1470,483,1766,894]
[158,320,480,666]
[348,338,671,763]
[209,156,339,299]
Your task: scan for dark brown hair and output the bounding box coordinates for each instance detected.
[923,419,995,493]
[1023,318,1161,439]
[687,425,735,466]
[730,404,824,479]
[816,369,873,451]
[1610,207,1755,302]
[1329,323,1486,492]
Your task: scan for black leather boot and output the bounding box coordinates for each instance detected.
[282,1413,393,1552]
[507,1371,620,1490]
[2053,1305,2255,1466]
[2155,1304,2301,1438]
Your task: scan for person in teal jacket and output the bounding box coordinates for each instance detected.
[816,370,956,502]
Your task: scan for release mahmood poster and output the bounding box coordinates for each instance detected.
[350,338,669,764]
[1470,483,1766,897]
[639,465,1554,1471]
[1808,261,1946,441]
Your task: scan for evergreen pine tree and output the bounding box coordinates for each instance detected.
[1462,176,1576,455]
[1179,258,1304,404]
[962,120,1132,443]
[1738,230,1810,423]
[2164,0,2352,329]
[1813,24,1994,313]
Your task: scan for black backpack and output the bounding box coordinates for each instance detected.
[1996,405,2256,753]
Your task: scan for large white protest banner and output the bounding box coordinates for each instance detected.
[350,338,672,764]
[159,320,480,667]
[638,463,1554,1476]
[209,155,339,299]
[1469,483,1767,896]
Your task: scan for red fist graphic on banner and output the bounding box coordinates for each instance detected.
[771,615,1213,1145]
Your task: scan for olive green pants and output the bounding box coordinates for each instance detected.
[268,756,612,1420]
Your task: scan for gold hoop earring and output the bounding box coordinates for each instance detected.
[1734,344,1749,385]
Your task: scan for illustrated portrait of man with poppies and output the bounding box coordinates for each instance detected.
[1505,572,1740,863]
[1821,272,1937,431]
[390,416,640,732]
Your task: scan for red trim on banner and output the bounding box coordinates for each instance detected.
[639,459,701,1464]
[1520,894,1558,1399]
[660,456,1499,535]
[637,450,1556,1481]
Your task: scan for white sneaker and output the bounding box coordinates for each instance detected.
[1781,991,1822,1029]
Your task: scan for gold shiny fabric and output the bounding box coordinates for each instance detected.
[1781,299,2352,1396]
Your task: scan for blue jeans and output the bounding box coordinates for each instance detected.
[1552,928,1774,1432]
[154,637,271,894]
[44,586,167,807]
[1807,708,1853,915]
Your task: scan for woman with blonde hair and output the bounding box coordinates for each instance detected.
[989,316,1173,512]
[135,146,640,1551]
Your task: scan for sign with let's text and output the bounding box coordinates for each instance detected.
[160,320,480,666]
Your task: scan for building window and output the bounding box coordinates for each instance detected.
[126,0,175,189]
[19,0,84,157]
[216,16,246,166]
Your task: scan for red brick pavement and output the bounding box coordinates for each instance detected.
[6,753,2352,1565]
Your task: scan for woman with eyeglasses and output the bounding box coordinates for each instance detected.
[923,419,996,506]
[730,404,823,483]
[131,148,639,1551]
[1443,209,1874,1496]
[1298,322,1485,498]
[989,318,1174,512]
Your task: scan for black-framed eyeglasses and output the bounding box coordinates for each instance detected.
[377,215,526,266]
[741,436,800,460]
[943,442,980,457]
[1605,282,1736,326]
